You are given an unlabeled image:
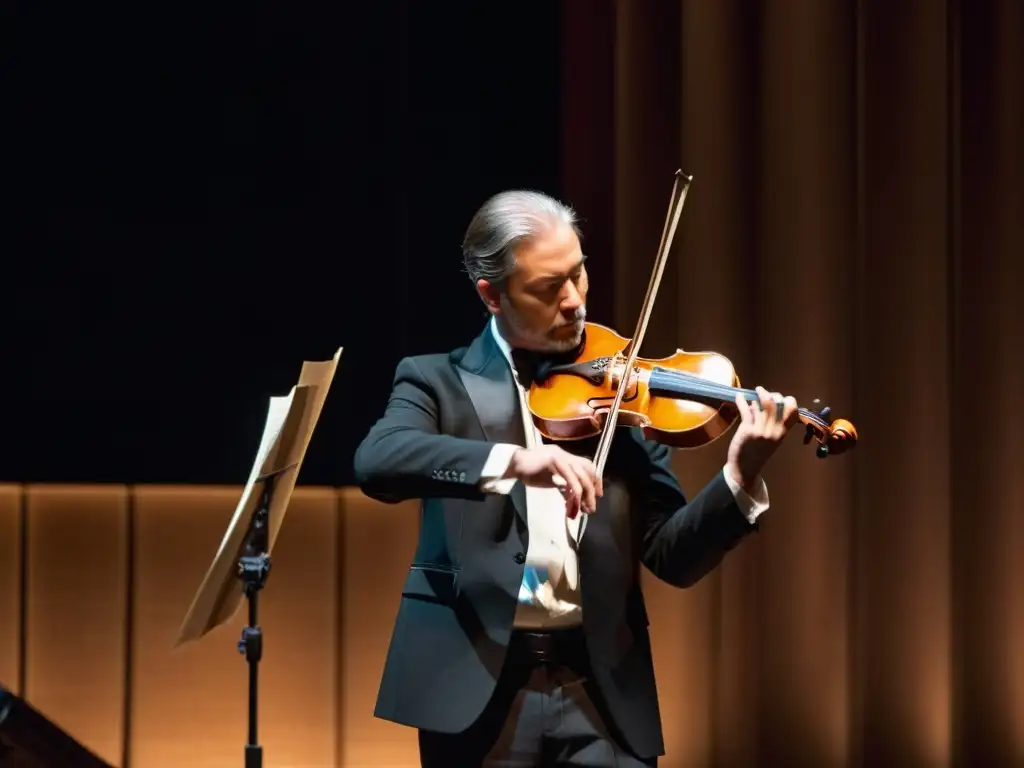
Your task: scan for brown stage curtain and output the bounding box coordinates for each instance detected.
[562,0,1023,765]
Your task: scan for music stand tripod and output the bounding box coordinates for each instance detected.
[236,466,290,768]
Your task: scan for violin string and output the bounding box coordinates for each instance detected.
[651,368,758,403]
[650,366,827,430]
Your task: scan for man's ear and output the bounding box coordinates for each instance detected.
[476,279,502,315]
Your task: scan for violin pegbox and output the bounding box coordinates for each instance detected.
[803,398,857,458]
[802,399,829,450]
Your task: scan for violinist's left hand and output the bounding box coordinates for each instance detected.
[726,386,799,493]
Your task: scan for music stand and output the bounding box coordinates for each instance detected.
[176,348,342,768]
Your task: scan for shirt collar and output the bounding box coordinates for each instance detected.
[489,316,516,372]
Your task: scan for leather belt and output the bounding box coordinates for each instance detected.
[507,628,587,669]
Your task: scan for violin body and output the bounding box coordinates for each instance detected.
[527,322,741,448]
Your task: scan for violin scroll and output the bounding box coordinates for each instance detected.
[801,400,858,459]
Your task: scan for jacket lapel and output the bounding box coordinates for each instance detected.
[453,324,528,524]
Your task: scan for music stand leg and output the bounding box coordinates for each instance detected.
[239,553,270,768]
[237,480,273,768]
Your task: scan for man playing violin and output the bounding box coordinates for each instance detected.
[354,190,800,767]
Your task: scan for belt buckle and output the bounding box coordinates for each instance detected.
[526,633,555,665]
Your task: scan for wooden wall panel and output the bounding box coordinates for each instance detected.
[0,484,22,694]
[23,484,129,767]
[130,486,339,767]
[129,485,248,767]
[337,489,420,767]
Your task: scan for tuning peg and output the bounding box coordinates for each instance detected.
[803,424,815,445]
[811,398,832,422]
[816,445,829,459]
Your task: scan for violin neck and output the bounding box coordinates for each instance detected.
[647,367,825,432]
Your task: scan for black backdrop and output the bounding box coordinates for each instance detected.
[5,3,562,485]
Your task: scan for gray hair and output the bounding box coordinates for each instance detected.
[462,190,580,287]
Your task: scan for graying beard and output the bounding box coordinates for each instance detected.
[503,302,585,352]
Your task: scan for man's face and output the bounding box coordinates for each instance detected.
[478,223,589,352]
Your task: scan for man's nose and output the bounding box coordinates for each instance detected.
[560,281,582,310]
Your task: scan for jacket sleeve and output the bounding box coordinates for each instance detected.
[353,356,507,503]
[632,432,760,588]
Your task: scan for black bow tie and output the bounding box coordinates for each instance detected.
[511,348,543,386]
[510,338,586,387]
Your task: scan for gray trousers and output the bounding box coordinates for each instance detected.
[418,633,657,767]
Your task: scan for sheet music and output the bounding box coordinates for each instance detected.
[209,391,295,566]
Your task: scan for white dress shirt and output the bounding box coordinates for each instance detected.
[476,317,769,628]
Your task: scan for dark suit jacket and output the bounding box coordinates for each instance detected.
[352,323,758,759]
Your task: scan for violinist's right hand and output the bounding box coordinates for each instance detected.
[503,445,603,515]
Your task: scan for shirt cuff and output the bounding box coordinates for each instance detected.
[722,465,770,523]
[479,443,521,495]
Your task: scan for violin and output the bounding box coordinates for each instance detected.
[524,171,857,479]
[527,320,857,457]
